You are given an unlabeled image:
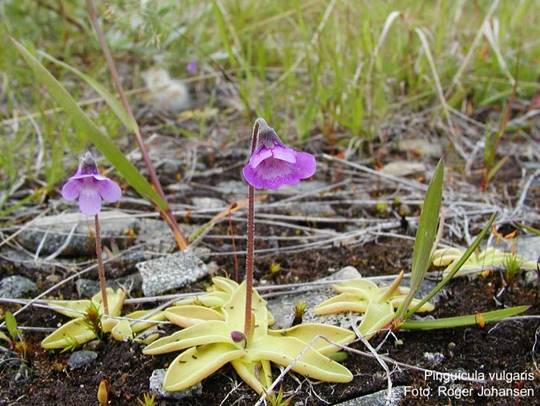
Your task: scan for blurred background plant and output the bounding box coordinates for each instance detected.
[1,0,539,202]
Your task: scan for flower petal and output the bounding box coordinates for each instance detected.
[293,151,316,179]
[78,184,102,215]
[61,180,82,201]
[243,158,299,190]
[248,147,272,169]
[242,164,266,189]
[272,146,296,163]
[96,178,122,203]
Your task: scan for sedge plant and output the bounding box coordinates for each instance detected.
[314,161,529,338]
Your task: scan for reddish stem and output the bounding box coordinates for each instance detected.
[94,214,109,315]
[85,0,188,251]
[243,120,260,337]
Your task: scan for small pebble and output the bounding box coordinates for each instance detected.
[423,351,445,366]
[0,275,37,298]
[149,369,202,400]
[67,351,97,370]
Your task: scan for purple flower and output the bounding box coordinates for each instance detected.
[242,120,316,190]
[186,59,198,75]
[61,152,122,216]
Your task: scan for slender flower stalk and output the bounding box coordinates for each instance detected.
[85,0,188,251]
[242,119,316,337]
[243,120,260,336]
[62,152,122,315]
[94,215,109,315]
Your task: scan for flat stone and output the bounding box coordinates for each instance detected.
[280,180,330,194]
[335,386,406,406]
[149,369,202,400]
[191,197,226,210]
[17,211,139,258]
[516,236,540,261]
[76,273,142,297]
[136,251,209,296]
[135,219,197,255]
[398,138,442,158]
[0,275,37,298]
[381,162,426,177]
[67,350,97,369]
[215,180,247,200]
[0,247,61,278]
[266,266,362,329]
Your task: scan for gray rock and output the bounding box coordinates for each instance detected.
[381,162,426,177]
[67,350,97,369]
[191,197,226,210]
[149,368,202,400]
[17,211,139,258]
[335,386,406,406]
[0,247,59,278]
[135,219,198,254]
[523,270,539,287]
[266,266,362,329]
[75,279,100,297]
[76,273,142,297]
[215,180,247,199]
[0,275,37,298]
[398,138,442,158]
[137,251,209,296]
[516,236,540,261]
[280,180,329,194]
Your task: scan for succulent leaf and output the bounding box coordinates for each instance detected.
[165,305,224,328]
[163,343,244,392]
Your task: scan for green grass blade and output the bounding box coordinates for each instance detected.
[4,312,19,341]
[11,38,167,210]
[39,51,138,133]
[401,306,529,330]
[403,212,497,320]
[516,222,540,237]
[395,160,444,321]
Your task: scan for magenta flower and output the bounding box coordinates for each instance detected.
[242,121,316,190]
[61,152,122,215]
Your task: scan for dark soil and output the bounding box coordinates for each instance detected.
[1,133,539,405]
[1,253,538,405]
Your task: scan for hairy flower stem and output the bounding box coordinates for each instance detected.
[94,215,109,315]
[85,0,188,251]
[244,120,261,337]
